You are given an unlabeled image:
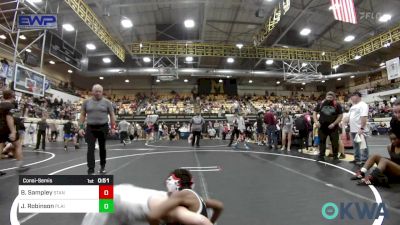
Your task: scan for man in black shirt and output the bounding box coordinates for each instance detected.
[34,117,48,151]
[0,89,29,174]
[313,92,343,162]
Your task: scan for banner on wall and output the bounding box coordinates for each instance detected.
[387,57,400,80]
[197,78,238,96]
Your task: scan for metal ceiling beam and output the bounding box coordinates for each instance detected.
[253,0,291,46]
[309,0,365,48]
[207,20,262,26]
[109,0,259,10]
[130,41,335,62]
[64,0,125,62]
[332,23,400,67]
[272,0,316,46]
[198,0,209,66]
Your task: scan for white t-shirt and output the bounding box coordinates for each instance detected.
[348,101,369,133]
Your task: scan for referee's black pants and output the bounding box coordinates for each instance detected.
[86,124,108,170]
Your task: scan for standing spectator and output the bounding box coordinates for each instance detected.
[169,125,177,141]
[190,112,205,147]
[390,95,397,106]
[231,112,250,150]
[295,114,309,152]
[175,121,181,140]
[0,90,29,174]
[213,120,220,139]
[63,118,79,151]
[153,121,160,142]
[207,124,216,139]
[49,122,58,142]
[222,121,230,140]
[118,119,131,145]
[264,107,278,150]
[34,117,48,151]
[256,111,265,146]
[348,92,369,165]
[313,92,343,162]
[228,113,240,147]
[27,121,35,147]
[281,111,293,151]
[78,84,116,175]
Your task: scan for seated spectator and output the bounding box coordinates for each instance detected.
[351,130,400,186]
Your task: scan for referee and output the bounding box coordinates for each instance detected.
[79,84,116,175]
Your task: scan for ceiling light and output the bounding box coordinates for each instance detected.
[184,79,188,83]
[86,43,96,50]
[219,79,223,83]
[321,80,325,83]
[350,75,355,78]
[185,56,193,62]
[302,82,306,85]
[332,65,339,69]
[379,14,392,23]
[301,62,308,67]
[184,19,195,28]
[125,79,130,83]
[282,45,288,48]
[139,43,143,48]
[143,57,151,63]
[227,76,231,78]
[354,55,361,60]
[0,35,6,40]
[121,18,133,28]
[266,59,274,65]
[299,28,311,36]
[236,43,243,49]
[19,35,26,40]
[68,69,73,74]
[26,48,32,53]
[249,80,253,83]
[62,24,74,32]
[156,79,160,83]
[337,78,341,81]
[99,77,104,80]
[321,51,326,56]
[344,35,355,42]
[102,57,111,63]
[227,58,234,63]
[380,62,385,67]
[49,60,55,64]
[276,81,280,84]
[383,43,391,48]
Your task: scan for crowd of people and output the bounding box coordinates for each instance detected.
[1,84,399,188]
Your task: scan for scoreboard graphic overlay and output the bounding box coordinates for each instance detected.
[18,175,114,213]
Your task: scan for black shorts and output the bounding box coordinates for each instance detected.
[0,132,19,143]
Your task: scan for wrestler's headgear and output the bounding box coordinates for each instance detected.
[165,169,194,193]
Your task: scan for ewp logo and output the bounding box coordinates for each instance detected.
[322,202,389,220]
[18,14,57,29]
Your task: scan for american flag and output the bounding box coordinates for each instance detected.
[330,0,358,24]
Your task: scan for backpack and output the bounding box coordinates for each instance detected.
[294,116,306,131]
